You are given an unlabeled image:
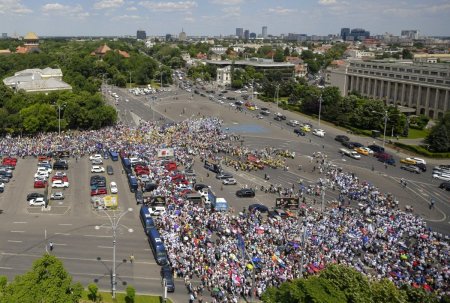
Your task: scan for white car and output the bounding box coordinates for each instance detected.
[50,192,65,200]
[139,175,151,183]
[37,166,52,174]
[406,157,426,165]
[29,197,46,206]
[312,129,325,137]
[91,158,103,164]
[89,154,102,161]
[176,184,192,191]
[361,147,374,155]
[34,171,49,179]
[52,180,69,188]
[91,166,105,173]
[0,182,4,190]
[110,182,118,194]
[288,120,300,126]
[223,178,237,185]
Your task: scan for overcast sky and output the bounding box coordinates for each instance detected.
[0,0,449,37]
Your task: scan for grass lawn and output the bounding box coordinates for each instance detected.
[80,291,170,303]
[402,128,429,139]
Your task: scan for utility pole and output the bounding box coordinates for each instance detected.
[318,94,323,128]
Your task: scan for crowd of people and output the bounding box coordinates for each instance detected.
[0,118,448,302]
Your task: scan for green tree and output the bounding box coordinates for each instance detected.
[425,111,450,152]
[125,285,136,303]
[370,279,407,303]
[401,49,414,60]
[2,254,82,303]
[87,283,99,302]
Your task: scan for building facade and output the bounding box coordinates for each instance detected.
[236,28,244,39]
[216,66,232,85]
[262,26,268,38]
[136,30,146,40]
[327,60,450,119]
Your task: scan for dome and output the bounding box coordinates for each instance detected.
[24,32,39,40]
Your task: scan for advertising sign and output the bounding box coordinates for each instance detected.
[275,197,300,210]
[157,148,174,158]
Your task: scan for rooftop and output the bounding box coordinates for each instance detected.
[24,32,39,40]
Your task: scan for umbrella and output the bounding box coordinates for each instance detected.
[420,234,429,239]
[246,264,254,270]
[400,254,408,260]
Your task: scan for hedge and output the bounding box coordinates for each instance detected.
[393,142,450,159]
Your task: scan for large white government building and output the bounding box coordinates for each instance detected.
[327,60,450,119]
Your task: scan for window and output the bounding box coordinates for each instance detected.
[411,77,417,80]
[396,75,402,78]
[436,80,443,84]
[430,71,438,76]
[440,72,447,77]
[389,74,394,77]
[392,68,398,71]
[419,78,426,81]
[399,68,405,72]
[404,76,409,79]
[422,71,429,75]
[406,69,412,73]
[427,79,434,83]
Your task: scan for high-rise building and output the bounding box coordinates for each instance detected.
[236,28,244,38]
[165,34,172,41]
[250,32,256,39]
[244,29,249,40]
[136,30,146,40]
[340,28,350,40]
[348,28,370,41]
[262,26,268,38]
[1,33,7,39]
[401,30,419,39]
[179,28,187,41]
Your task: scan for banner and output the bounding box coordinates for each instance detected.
[275,197,300,210]
[157,148,174,158]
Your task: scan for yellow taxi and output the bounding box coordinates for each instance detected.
[301,125,311,132]
[400,158,416,165]
[354,147,369,156]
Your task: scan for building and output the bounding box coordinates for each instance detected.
[1,33,7,39]
[262,26,268,38]
[345,28,370,41]
[250,32,257,39]
[91,44,130,59]
[216,65,232,85]
[179,29,187,41]
[3,68,72,93]
[346,49,376,59]
[16,32,40,54]
[136,30,146,40]
[165,34,172,41]
[206,58,295,81]
[340,28,350,41]
[401,30,419,40]
[244,30,250,40]
[326,60,450,119]
[236,28,244,39]
[210,46,227,55]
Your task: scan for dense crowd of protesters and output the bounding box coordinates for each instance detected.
[0,118,448,302]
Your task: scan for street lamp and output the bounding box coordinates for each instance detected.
[318,95,323,128]
[274,84,280,108]
[95,208,133,299]
[372,110,388,149]
[128,71,132,88]
[54,103,66,136]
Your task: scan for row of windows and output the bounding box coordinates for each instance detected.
[348,69,450,85]
[350,63,449,77]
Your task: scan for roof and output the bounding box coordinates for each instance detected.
[93,44,111,55]
[206,59,295,68]
[3,68,70,93]
[15,46,28,54]
[16,78,72,92]
[117,50,130,58]
[24,32,39,40]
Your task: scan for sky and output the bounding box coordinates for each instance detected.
[0,0,449,37]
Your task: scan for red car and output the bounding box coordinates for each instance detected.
[38,155,51,162]
[173,179,189,185]
[52,175,69,182]
[34,180,47,188]
[90,188,107,196]
[2,157,17,166]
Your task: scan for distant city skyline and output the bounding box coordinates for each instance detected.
[0,0,449,37]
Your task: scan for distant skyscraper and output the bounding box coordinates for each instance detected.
[1,33,7,39]
[179,28,187,41]
[401,30,419,39]
[136,30,146,40]
[340,28,350,40]
[165,34,172,41]
[250,32,256,39]
[262,26,268,38]
[348,28,370,41]
[236,28,244,38]
[244,29,249,40]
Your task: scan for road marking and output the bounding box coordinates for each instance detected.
[54,243,67,246]
[10,230,25,233]
[84,234,112,238]
[7,240,22,243]
[0,267,13,270]
[58,223,73,226]
[54,233,71,236]
[97,246,113,249]
[13,221,27,224]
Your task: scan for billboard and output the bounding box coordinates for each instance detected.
[157,148,174,158]
[275,197,300,210]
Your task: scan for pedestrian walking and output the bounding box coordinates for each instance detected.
[130,253,135,263]
[49,242,54,252]
[429,198,435,210]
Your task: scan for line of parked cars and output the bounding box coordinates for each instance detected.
[0,157,16,193]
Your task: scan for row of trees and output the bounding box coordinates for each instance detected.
[425,111,450,152]
[262,264,447,303]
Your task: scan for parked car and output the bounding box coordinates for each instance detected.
[110,182,118,194]
[89,154,102,161]
[52,180,69,188]
[236,188,255,197]
[400,165,421,174]
[0,176,10,183]
[312,129,325,137]
[90,188,107,196]
[106,165,114,175]
[194,184,209,191]
[27,192,45,201]
[53,161,68,170]
[34,180,47,188]
[91,166,105,173]
[248,203,269,212]
[287,120,300,127]
[135,190,144,204]
[294,129,306,136]
[50,192,65,200]
[216,172,233,180]
[222,178,237,185]
[160,265,175,292]
[368,144,384,153]
[91,158,103,165]
[29,197,46,207]
[439,182,450,191]
[335,135,349,142]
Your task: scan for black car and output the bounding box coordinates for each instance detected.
[248,203,269,213]
[439,182,450,191]
[194,183,208,191]
[53,161,68,170]
[415,163,427,172]
[274,116,282,121]
[106,165,114,175]
[143,182,157,192]
[0,176,10,183]
[368,144,384,153]
[351,142,364,148]
[294,129,306,136]
[342,141,356,149]
[0,170,12,178]
[235,101,243,106]
[160,265,175,292]
[236,188,255,197]
[335,135,349,142]
[90,175,106,186]
[135,191,144,204]
[27,192,45,201]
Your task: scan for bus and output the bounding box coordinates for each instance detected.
[109,150,119,161]
[128,175,138,193]
[147,228,168,265]
[139,206,155,234]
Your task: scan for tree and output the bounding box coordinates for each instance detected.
[125,285,136,303]
[401,49,414,60]
[87,283,100,302]
[2,254,83,303]
[370,279,407,303]
[425,111,450,152]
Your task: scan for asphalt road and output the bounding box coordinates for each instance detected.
[108,83,449,234]
[0,83,447,303]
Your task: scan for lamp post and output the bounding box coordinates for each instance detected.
[128,71,132,88]
[54,103,66,136]
[318,94,323,128]
[274,84,280,108]
[372,110,388,149]
[95,208,133,299]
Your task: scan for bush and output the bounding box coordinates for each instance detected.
[393,142,450,158]
[125,285,136,303]
[87,283,99,302]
